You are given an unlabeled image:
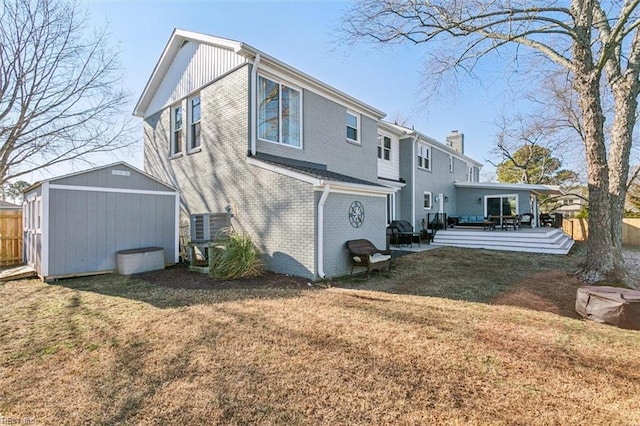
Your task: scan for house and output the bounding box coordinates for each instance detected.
[134,29,393,280]
[22,162,179,281]
[0,200,22,211]
[134,29,572,280]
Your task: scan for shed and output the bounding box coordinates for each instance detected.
[23,162,179,280]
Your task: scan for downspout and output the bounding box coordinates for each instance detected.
[411,133,417,229]
[250,53,261,156]
[317,184,330,279]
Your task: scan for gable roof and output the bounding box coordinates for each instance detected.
[0,200,21,210]
[380,121,484,167]
[133,29,385,120]
[23,162,178,193]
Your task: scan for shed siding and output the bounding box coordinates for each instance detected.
[144,65,318,279]
[52,164,173,192]
[321,192,386,278]
[47,189,175,277]
[147,41,247,116]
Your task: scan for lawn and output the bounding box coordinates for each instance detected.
[1,245,639,425]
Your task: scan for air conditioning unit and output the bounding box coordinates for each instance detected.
[190,213,230,242]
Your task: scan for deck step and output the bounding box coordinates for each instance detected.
[431,228,574,255]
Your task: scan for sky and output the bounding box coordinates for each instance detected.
[35,0,528,181]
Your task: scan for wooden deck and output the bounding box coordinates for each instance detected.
[0,264,37,282]
[431,227,574,255]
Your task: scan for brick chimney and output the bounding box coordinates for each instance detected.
[446,130,464,154]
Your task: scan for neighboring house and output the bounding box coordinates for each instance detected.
[134,29,392,280]
[0,200,22,211]
[552,187,588,217]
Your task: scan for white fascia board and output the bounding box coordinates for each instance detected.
[242,48,385,120]
[49,184,177,196]
[455,181,564,195]
[313,181,392,197]
[378,178,406,190]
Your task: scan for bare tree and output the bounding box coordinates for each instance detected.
[342,1,640,283]
[0,0,134,186]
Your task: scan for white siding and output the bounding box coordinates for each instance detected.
[377,133,399,181]
[147,41,247,116]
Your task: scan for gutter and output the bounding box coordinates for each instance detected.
[317,184,330,279]
[250,53,261,156]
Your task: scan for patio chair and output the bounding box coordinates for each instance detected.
[520,213,533,228]
[388,220,421,246]
[346,239,392,277]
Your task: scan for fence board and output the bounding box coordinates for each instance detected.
[563,217,640,246]
[0,211,23,266]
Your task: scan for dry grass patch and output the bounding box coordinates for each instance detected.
[1,247,640,424]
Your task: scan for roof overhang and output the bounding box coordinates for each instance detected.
[455,181,564,196]
[247,157,393,197]
[134,29,385,120]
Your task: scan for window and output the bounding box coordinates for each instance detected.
[449,155,454,173]
[258,75,301,147]
[346,111,359,143]
[417,143,431,170]
[467,165,474,182]
[189,95,201,150]
[171,104,183,155]
[423,192,432,210]
[378,135,391,160]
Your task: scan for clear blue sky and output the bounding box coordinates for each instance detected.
[43,0,520,180]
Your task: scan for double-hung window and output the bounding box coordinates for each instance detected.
[417,143,431,170]
[171,104,183,156]
[467,165,474,182]
[423,192,432,210]
[346,111,360,144]
[189,95,201,150]
[258,75,301,147]
[449,155,454,173]
[378,135,391,160]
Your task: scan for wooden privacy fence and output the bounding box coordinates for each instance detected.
[0,211,22,267]
[563,218,640,246]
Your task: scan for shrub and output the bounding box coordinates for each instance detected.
[209,231,263,280]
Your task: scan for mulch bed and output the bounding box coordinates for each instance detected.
[139,264,315,290]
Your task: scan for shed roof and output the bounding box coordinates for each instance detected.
[23,162,178,193]
[455,181,564,195]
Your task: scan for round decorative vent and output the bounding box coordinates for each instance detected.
[348,201,365,228]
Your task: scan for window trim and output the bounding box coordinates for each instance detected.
[188,94,201,152]
[417,143,431,171]
[170,103,183,157]
[423,192,433,210]
[449,155,454,173]
[257,73,303,149]
[346,110,360,144]
[467,164,475,182]
[378,134,391,161]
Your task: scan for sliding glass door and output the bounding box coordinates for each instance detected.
[485,195,518,218]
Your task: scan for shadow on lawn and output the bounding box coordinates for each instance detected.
[55,265,318,309]
[332,246,586,319]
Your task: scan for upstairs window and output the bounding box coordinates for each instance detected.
[171,104,183,156]
[417,143,431,170]
[449,155,454,173]
[466,165,475,182]
[346,111,360,144]
[189,95,201,150]
[378,135,391,160]
[258,75,301,147]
